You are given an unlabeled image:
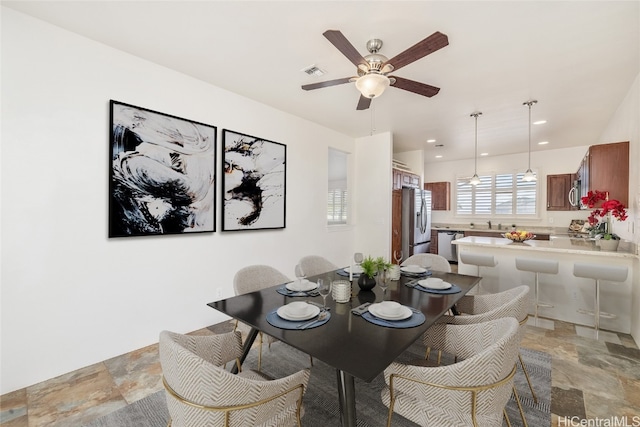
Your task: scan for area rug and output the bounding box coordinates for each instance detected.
[84,341,550,427]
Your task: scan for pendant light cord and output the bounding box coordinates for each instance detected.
[470,111,482,174]
[527,102,532,169]
[523,100,537,174]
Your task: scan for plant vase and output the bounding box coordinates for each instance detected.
[357,274,376,291]
[598,239,619,252]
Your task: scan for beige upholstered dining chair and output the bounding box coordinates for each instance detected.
[382,318,521,427]
[426,285,534,425]
[401,253,452,272]
[298,255,338,277]
[160,330,310,427]
[233,265,290,371]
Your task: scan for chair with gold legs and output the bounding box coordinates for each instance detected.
[233,264,314,370]
[382,318,522,427]
[233,265,291,371]
[423,285,534,425]
[160,330,310,427]
[298,255,338,277]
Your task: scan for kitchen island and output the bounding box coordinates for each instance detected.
[453,236,638,334]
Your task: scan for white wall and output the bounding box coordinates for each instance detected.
[353,132,393,259]
[423,146,592,228]
[0,8,358,394]
[597,73,640,341]
[598,73,639,245]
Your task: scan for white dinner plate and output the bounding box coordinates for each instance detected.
[400,265,427,274]
[343,265,364,275]
[368,303,412,321]
[285,279,318,292]
[277,302,320,321]
[418,278,452,290]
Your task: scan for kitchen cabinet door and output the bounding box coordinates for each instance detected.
[547,174,574,211]
[392,169,403,190]
[424,181,451,210]
[402,172,420,189]
[588,141,629,207]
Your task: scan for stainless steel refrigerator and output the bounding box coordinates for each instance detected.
[401,188,432,256]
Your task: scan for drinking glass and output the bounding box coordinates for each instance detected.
[354,252,364,265]
[393,250,403,265]
[317,279,331,310]
[378,269,389,299]
[294,264,306,285]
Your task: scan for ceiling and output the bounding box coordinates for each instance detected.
[4,1,639,163]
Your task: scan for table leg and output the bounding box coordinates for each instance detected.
[232,327,259,374]
[336,369,357,427]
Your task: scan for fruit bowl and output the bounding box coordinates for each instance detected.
[502,230,536,242]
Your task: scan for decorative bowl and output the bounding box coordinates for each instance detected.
[502,231,536,242]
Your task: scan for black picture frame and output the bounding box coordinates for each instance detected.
[109,100,217,237]
[221,129,286,231]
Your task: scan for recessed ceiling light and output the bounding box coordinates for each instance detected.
[533,120,547,125]
[427,139,436,143]
[538,141,549,145]
[480,152,489,156]
[435,155,443,158]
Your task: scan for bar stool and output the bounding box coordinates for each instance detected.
[515,258,559,326]
[459,252,497,294]
[573,263,628,338]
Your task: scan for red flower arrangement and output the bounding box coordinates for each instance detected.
[581,190,628,239]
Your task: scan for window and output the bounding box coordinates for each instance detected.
[327,188,347,224]
[456,172,537,216]
[328,148,349,225]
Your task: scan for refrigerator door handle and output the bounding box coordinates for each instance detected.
[418,195,428,234]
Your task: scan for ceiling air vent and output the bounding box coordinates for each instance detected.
[301,65,326,77]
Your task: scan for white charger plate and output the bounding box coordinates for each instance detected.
[368,303,412,320]
[277,303,320,321]
[400,265,427,274]
[418,278,452,290]
[285,279,318,292]
[343,265,364,274]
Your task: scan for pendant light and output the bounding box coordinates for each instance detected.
[523,100,538,182]
[469,111,482,186]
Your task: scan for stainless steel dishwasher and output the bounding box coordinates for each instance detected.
[438,231,463,262]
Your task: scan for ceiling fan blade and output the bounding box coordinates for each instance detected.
[302,77,354,91]
[384,31,449,72]
[356,95,372,110]
[390,76,440,97]
[323,30,369,69]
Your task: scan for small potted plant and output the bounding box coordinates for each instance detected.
[357,256,378,291]
[582,190,628,251]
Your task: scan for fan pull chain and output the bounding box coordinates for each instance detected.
[370,103,376,135]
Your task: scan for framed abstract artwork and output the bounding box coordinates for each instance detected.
[222,130,286,231]
[109,100,217,237]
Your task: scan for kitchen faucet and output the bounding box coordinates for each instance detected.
[487,220,492,230]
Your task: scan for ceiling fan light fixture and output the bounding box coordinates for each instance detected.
[355,73,390,99]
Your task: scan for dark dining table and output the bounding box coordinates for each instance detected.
[207,269,480,427]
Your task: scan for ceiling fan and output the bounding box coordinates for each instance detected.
[301,30,449,110]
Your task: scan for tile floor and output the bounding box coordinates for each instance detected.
[1,318,639,427]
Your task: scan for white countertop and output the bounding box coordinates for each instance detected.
[453,236,638,259]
